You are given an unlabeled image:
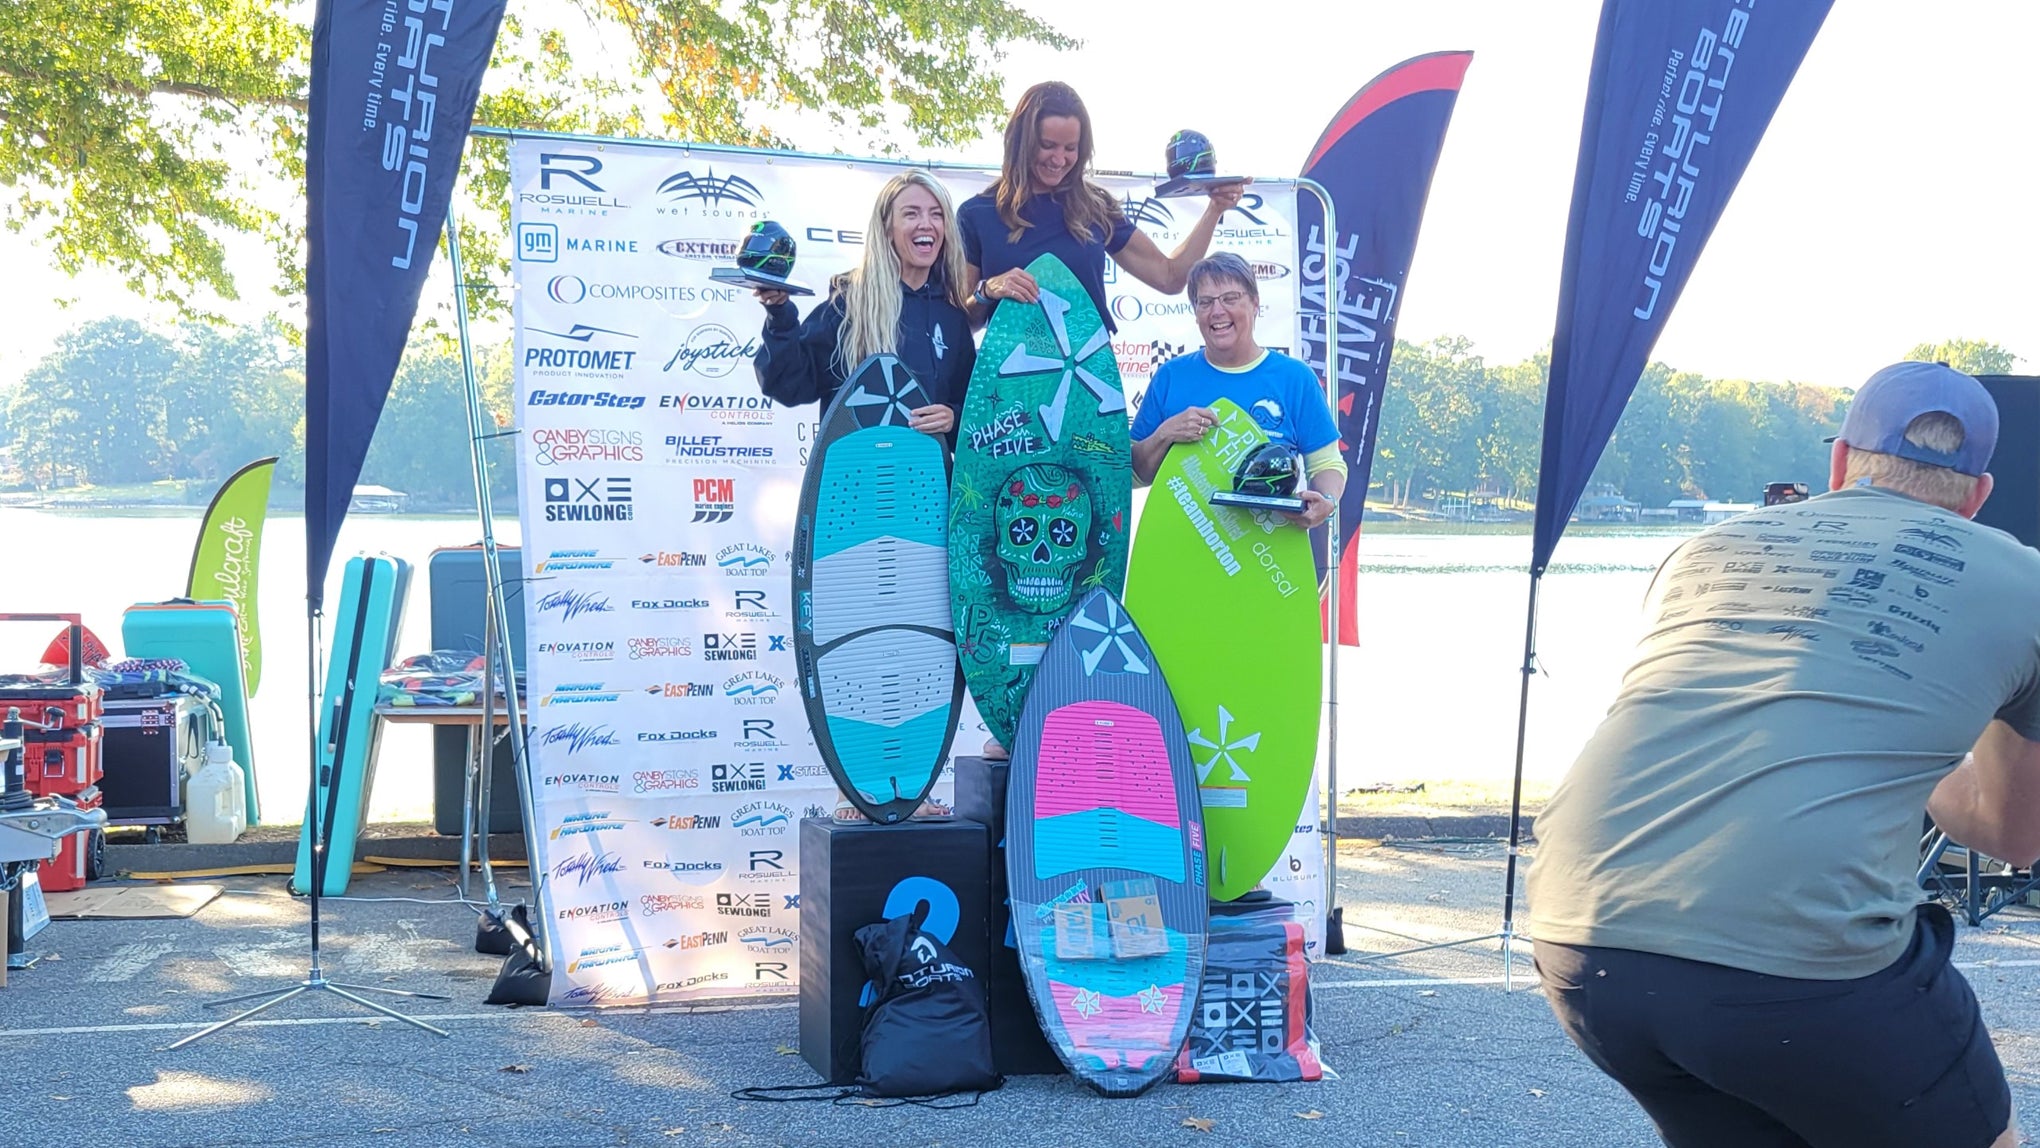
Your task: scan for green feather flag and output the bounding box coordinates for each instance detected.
[186,457,277,695]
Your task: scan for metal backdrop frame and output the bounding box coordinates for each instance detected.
[442,203,547,961]
[453,126,1344,969]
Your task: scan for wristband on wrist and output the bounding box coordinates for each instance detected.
[974,280,994,307]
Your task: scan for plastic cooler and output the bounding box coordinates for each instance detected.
[121,600,260,823]
[427,546,525,837]
[426,546,526,663]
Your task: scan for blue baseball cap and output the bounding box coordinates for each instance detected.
[1833,361,1999,477]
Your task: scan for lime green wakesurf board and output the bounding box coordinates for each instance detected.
[1125,397,1321,901]
[949,254,1132,751]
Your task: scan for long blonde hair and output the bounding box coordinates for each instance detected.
[990,81,1122,246]
[837,170,970,372]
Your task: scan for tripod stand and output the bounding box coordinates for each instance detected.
[1348,569,1547,989]
[169,605,452,1049]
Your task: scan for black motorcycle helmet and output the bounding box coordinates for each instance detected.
[1165,129,1216,181]
[1232,440,1304,501]
[736,220,797,279]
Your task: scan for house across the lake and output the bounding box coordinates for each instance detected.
[1666,498,1757,524]
[350,484,408,513]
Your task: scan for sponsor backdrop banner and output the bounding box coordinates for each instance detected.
[509,137,1314,1005]
[1534,0,1830,571]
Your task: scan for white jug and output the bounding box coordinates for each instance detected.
[186,741,247,845]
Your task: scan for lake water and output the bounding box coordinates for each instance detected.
[0,506,1696,826]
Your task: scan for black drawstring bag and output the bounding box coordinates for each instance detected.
[733,903,1000,1108]
[854,902,1000,1098]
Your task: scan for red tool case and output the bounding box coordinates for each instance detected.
[0,614,107,890]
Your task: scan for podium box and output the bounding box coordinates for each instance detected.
[953,756,1067,1076]
[797,816,990,1084]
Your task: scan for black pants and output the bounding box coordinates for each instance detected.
[1535,904,2011,1148]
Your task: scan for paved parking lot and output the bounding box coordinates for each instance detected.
[3,841,2037,1146]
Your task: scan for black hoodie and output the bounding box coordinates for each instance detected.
[751,273,976,420]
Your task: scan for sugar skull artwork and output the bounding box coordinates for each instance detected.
[949,255,1132,750]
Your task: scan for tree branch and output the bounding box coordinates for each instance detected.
[0,62,307,114]
[151,78,308,114]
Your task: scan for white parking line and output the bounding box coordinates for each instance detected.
[1318,976,1512,990]
[1314,957,2040,993]
[0,1000,797,1040]
[13,959,2036,1041]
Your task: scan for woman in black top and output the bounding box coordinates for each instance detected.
[752,169,975,437]
[958,80,1244,331]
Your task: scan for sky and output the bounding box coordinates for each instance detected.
[0,0,2033,392]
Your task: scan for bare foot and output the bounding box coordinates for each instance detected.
[983,737,1008,761]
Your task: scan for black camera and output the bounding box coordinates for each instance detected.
[1763,481,1810,507]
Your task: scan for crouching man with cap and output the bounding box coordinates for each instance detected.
[1528,362,2040,1148]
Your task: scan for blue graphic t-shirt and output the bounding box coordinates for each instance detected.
[959,190,1137,331]
[1130,348,1338,452]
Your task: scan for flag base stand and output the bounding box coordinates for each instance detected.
[1345,570,1544,992]
[169,968,453,1050]
[170,614,453,1049]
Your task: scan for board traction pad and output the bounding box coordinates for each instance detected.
[794,353,961,824]
[1004,587,1205,1097]
[949,254,1132,750]
[1125,396,1322,900]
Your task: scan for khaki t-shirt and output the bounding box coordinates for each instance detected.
[1528,487,2040,979]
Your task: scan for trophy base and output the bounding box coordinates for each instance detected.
[709,267,814,296]
[1154,173,1252,199]
[1209,491,1306,514]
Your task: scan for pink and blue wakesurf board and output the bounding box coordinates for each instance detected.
[1005,587,1206,1097]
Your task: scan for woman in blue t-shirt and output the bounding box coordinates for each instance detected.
[1130,253,1346,531]
[959,81,1243,331]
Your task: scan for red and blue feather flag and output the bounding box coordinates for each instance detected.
[1297,51,1474,645]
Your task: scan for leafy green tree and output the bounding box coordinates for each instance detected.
[2,1,1069,313]
[178,320,305,482]
[1588,361,1683,508]
[6,319,183,485]
[356,340,516,510]
[1478,354,1544,502]
[1904,339,2019,378]
[1377,337,1487,505]
[0,1,307,311]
